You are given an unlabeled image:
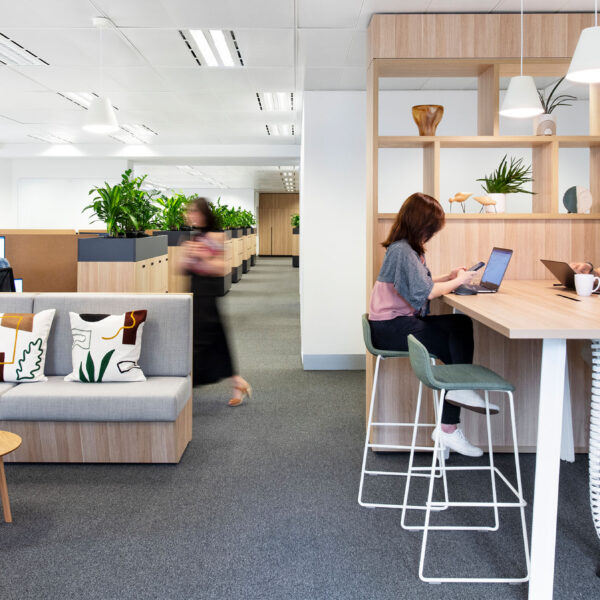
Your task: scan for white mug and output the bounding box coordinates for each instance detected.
[574,273,600,297]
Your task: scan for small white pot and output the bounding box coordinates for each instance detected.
[533,113,556,136]
[486,193,506,213]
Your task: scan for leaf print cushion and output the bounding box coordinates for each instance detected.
[64,310,147,383]
[0,309,56,383]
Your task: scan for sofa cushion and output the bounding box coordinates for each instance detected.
[0,309,56,383]
[0,293,36,313]
[0,375,191,422]
[34,294,192,377]
[65,310,147,383]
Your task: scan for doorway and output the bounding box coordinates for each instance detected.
[258,193,299,256]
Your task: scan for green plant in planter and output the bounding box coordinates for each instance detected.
[155,193,189,230]
[239,209,256,228]
[84,181,129,237]
[209,197,230,230]
[537,77,576,114]
[118,169,153,234]
[290,214,300,228]
[476,155,534,195]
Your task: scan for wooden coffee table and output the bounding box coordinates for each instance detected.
[0,431,22,523]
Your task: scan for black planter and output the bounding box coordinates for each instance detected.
[231,228,243,239]
[232,265,241,283]
[292,227,299,268]
[78,235,167,262]
[216,272,232,296]
[152,230,193,247]
[242,259,249,274]
[250,255,256,266]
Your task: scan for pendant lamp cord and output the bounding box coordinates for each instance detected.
[596,0,598,28]
[520,0,524,76]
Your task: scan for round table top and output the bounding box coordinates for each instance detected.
[0,431,22,457]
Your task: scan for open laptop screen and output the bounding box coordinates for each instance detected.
[481,247,513,289]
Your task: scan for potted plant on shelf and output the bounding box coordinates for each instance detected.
[476,155,534,214]
[291,214,299,268]
[153,193,192,246]
[535,77,576,136]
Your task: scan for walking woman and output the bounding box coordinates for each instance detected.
[368,192,498,456]
[181,196,251,406]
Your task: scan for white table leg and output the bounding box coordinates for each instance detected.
[560,356,575,463]
[528,338,566,600]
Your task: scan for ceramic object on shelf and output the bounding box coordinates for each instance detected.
[563,186,593,214]
[473,196,497,213]
[448,192,471,213]
[412,104,444,136]
[534,113,556,136]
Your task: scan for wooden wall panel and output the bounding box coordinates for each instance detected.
[1,230,78,292]
[258,193,299,256]
[370,13,594,61]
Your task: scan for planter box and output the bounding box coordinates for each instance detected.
[78,235,167,262]
[152,230,192,247]
[231,228,243,239]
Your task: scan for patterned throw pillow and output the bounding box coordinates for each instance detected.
[65,310,147,383]
[0,309,56,383]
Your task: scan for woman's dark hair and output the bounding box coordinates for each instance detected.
[382,193,445,255]
[189,196,217,231]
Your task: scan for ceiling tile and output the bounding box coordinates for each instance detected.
[246,68,295,92]
[298,0,364,28]
[345,31,367,67]
[357,1,434,28]
[298,29,356,68]
[427,0,499,12]
[0,67,48,92]
[121,29,199,67]
[0,0,97,27]
[304,68,342,90]
[233,30,294,68]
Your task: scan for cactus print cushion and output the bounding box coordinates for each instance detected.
[0,309,56,383]
[65,310,147,383]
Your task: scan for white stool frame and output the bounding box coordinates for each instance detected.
[419,389,531,584]
[358,354,449,518]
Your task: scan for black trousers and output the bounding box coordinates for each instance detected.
[369,314,474,424]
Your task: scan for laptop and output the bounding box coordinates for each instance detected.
[540,259,576,289]
[456,247,513,294]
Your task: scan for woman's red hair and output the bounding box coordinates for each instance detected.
[382,193,445,255]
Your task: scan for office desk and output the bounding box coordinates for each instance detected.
[443,280,600,600]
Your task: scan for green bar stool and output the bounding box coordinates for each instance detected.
[406,334,530,584]
[358,314,449,518]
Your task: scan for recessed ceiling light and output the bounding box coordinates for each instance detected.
[189,30,218,66]
[210,30,234,67]
[0,32,48,65]
[258,92,292,111]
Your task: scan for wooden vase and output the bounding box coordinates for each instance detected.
[412,104,444,136]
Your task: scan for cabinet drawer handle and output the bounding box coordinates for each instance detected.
[151,262,154,266]
[142,265,146,269]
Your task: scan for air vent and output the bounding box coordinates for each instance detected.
[57,92,119,112]
[109,124,157,145]
[184,29,244,67]
[0,32,48,65]
[28,133,71,144]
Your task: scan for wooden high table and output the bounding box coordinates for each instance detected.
[443,280,600,600]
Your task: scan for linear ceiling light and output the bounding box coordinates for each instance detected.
[499,0,543,118]
[210,30,234,67]
[60,91,97,109]
[189,30,218,66]
[0,33,48,65]
[567,0,600,83]
[28,133,71,144]
[259,92,292,111]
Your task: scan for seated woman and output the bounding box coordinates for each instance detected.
[368,192,499,457]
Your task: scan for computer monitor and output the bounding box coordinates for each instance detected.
[0,267,16,292]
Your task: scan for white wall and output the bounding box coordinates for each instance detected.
[0,159,128,230]
[300,92,367,370]
[300,90,590,369]
[171,187,257,216]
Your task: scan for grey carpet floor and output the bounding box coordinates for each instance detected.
[1,257,598,599]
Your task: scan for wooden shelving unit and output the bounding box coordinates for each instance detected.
[366,12,600,454]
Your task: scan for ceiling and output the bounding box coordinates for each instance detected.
[0,0,593,191]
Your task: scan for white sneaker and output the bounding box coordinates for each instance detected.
[445,390,499,415]
[432,427,483,458]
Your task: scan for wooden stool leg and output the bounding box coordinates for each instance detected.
[0,457,12,523]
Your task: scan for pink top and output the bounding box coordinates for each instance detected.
[368,280,416,321]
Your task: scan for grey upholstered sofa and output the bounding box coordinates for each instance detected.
[0,293,192,463]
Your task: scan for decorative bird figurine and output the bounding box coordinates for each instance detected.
[448,192,472,213]
[473,196,497,213]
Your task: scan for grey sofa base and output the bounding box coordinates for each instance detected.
[2,396,192,464]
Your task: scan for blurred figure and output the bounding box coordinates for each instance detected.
[181,197,251,406]
[571,261,599,276]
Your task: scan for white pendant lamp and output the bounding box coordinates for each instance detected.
[566,0,600,83]
[83,18,119,134]
[84,97,119,134]
[499,0,543,118]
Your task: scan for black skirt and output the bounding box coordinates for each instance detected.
[191,275,235,385]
